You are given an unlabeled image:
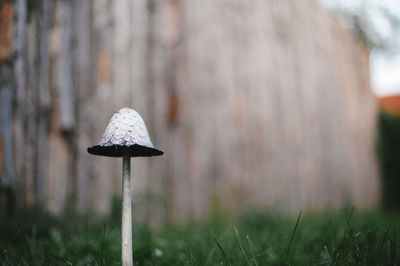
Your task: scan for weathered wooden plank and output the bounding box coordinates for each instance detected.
[0,0,15,215]
[55,0,74,131]
[0,65,14,189]
[13,0,27,204]
[73,0,93,211]
[24,14,39,207]
[90,0,116,215]
[35,0,51,205]
[0,67,15,217]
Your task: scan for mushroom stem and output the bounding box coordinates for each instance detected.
[122,150,133,266]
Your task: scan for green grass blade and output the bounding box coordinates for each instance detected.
[345,205,355,234]
[234,227,252,265]
[210,231,232,266]
[246,235,259,266]
[285,210,302,261]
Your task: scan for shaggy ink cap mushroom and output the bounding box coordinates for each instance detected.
[87,107,163,265]
[87,108,163,157]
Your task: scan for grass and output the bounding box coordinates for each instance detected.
[1,205,400,265]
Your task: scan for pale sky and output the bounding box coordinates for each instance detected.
[319,0,400,96]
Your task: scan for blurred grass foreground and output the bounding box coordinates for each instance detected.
[1,202,400,265]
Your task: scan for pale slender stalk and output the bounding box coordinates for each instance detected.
[122,151,133,266]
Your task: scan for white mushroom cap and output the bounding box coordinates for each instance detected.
[98,108,154,148]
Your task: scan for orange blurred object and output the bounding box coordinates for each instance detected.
[379,94,400,116]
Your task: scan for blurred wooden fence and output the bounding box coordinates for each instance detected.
[0,0,379,222]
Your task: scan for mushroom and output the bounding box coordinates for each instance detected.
[87,108,163,266]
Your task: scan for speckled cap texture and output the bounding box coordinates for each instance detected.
[87,108,163,157]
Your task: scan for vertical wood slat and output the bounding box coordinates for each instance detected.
[0,1,15,215]
[24,11,38,207]
[0,3,14,209]
[55,0,74,131]
[74,0,93,211]
[13,0,27,198]
[35,0,51,205]
[90,0,115,215]
[0,68,14,188]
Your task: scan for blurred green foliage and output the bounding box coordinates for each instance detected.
[377,110,400,209]
[1,202,400,265]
